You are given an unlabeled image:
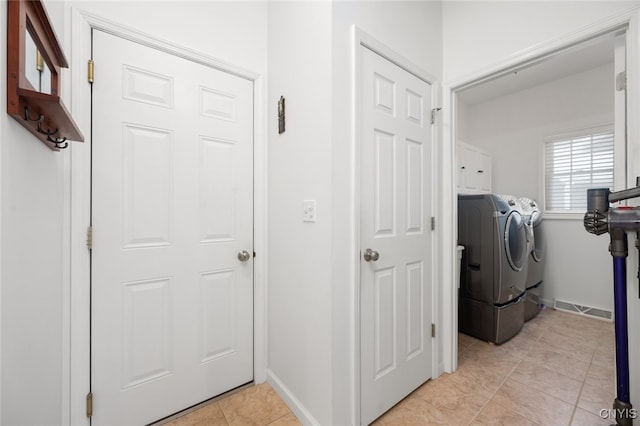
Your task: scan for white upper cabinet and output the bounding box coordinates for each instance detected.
[457,142,492,194]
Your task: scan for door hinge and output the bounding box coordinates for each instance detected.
[430,217,435,231]
[431,323,436,338]
[430,108,442,125]
[88,59,94,84]
[616,71,626,91]
[87,226,93,250]
[86,392,93,418]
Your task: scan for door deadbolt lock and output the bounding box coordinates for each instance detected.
[237,250,251,262]
[363,248,380,262]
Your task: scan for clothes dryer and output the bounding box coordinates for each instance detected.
[518,197,545,321]
[458,194,528,343]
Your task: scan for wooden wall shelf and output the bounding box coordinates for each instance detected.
[7,0,84,151]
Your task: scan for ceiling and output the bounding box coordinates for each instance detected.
[456,35,617,105]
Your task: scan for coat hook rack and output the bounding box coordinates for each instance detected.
[7,0,84,151]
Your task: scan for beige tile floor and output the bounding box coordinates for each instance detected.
[169,308,616,426]
[163,382,299,426]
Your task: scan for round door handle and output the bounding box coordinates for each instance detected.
[363,248,380,262]
[237,250,251,262]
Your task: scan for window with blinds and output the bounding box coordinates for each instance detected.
[544,127,614,212]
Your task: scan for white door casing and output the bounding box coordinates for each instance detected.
[91,30,254,425]
[359,45,434,425]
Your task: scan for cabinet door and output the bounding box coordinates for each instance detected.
[456,145,467,191]
[476,151,492,193]
[457,143,492,194]
[464,146,480,191]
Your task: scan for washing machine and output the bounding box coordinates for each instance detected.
[458,194,528,344]
[519,197,545,321]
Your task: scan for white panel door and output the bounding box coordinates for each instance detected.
[91,31,254,426]
[360,46,433,425]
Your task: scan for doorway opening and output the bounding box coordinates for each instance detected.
[449,25,628,370]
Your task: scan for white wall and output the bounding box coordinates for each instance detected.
[1,0,68,424]
[444,0,640,413]
[266,2,334,425]
[462,64,615,312]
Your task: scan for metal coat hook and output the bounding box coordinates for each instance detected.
[23,106,43,124]
[37,123,59,136]
[38,124,67,149]
[23,106,69,149]
[47,135,68,149]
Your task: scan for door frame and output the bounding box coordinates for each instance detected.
[445,7,640,375]
[351,27,440,425]
[65,9,267,425]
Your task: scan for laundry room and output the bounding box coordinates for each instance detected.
[455,32,623,334]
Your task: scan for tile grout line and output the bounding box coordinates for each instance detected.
[465,365,517,425]
[568,345,599,425]
[265,411,294,426]
[541,317,586,426]
[220,401,232,426]
[458,338,476,357]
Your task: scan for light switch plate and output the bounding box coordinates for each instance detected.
[303,200,316,222]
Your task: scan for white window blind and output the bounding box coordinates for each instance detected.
[544,128,614,212]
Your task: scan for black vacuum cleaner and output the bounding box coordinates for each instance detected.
[584,181,640,426]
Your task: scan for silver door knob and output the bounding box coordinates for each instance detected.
[363,248,380,262]
[237,250,251,262]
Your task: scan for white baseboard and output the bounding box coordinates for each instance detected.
[267,369,320,426]
[540,297,554,310]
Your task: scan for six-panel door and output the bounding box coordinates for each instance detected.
[91,30,254,425]
[360,46,434,425]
